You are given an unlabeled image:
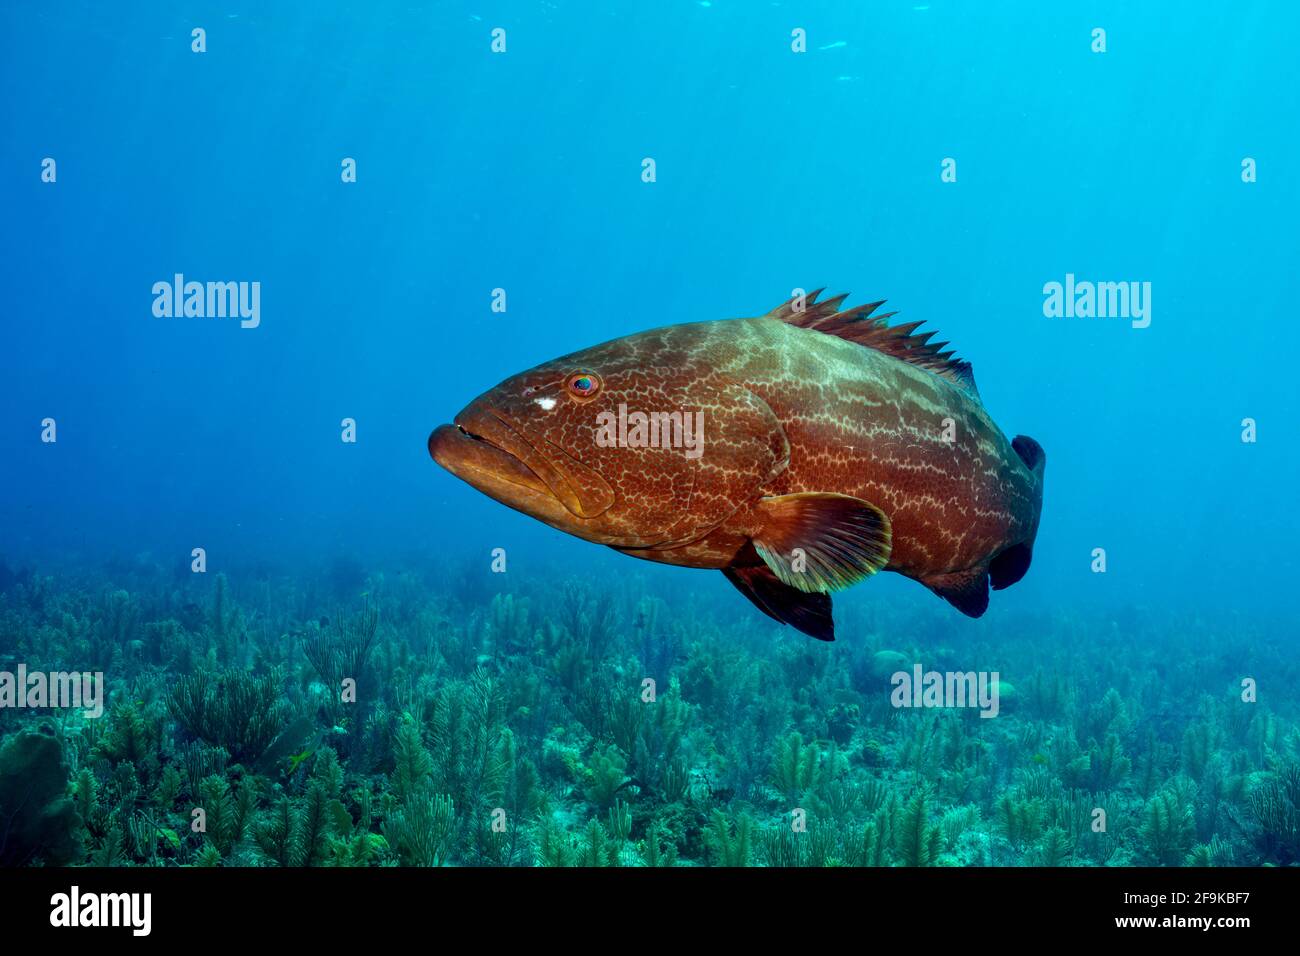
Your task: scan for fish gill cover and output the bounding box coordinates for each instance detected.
[0,0,1297,918]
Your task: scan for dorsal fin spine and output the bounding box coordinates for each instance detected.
[762,289,976,395]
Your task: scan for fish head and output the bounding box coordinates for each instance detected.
[428,325,789,548]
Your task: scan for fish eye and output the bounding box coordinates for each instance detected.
[566,371,601,399]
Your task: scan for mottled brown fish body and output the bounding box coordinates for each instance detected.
[713,319,1040,577]
[430,291,1045,639]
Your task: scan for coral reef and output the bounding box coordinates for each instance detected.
[0,557,1295,867]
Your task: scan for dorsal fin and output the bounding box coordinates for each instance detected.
[762,289,977,395]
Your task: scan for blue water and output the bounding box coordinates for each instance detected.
[5,1,1300,876]
[4,0,1298,619]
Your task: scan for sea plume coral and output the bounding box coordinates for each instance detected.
[167,667,287,763]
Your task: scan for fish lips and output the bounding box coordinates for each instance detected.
[427,424,555,510]
[428,407,614,521]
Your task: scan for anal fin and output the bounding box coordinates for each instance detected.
[923,566,990,618]
[723,564,835,641]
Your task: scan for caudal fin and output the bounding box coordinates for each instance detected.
[990,435,1046,591]
[1011,435,1045,476]
[989,542,1033,590]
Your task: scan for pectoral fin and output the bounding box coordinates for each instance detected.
[751,493,892,594]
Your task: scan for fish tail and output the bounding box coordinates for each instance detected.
[1012,434,1046,481]
[990,435,1046,591]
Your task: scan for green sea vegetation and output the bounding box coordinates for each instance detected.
[0,556,1296,866]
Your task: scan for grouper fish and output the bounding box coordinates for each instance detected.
[428,290,1045,640]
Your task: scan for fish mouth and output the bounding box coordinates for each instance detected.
[427,422,556,505]
[428,405,614,520]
